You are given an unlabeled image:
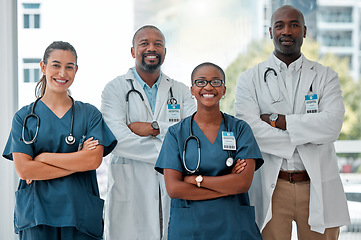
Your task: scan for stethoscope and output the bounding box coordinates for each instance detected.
[264,66,311,104]
[125,79,177,122]
[182,112,234,174]
[264,67,282,104]
[20,96,76,145]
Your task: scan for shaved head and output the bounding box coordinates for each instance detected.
[271,5,305,27]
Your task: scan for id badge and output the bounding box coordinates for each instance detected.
[305,94,318,113]
[167,104,181,122]
[222,131,236,151]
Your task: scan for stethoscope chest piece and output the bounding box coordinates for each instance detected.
[226,157,234,167]
[65,134,76,145]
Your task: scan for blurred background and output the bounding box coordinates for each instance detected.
[1,0,361,239]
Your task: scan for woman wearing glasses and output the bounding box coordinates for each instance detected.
[155,62,264,239]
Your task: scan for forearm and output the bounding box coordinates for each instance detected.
[13,153,74,180]
[167,180,228,200]
[35,145,104,171]
[164,169,227,200]
[185,159,256,195]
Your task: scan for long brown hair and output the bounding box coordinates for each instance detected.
[35,41,78,98]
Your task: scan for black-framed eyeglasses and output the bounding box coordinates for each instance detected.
[193,79,224,87]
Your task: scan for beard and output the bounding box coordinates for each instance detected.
[141,53,162,71]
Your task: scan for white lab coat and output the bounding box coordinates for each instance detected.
[234,54,350,234]
[101,68,196,240]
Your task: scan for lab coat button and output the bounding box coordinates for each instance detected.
[271,184,275,188]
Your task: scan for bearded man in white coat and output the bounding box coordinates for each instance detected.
[101,25,196,240]
[235,5,350,240]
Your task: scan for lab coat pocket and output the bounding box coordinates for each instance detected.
[108,162,132,201]
[14,185,34,232]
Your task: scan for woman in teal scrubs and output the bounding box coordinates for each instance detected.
[3,41,117,240]
[155,62,264,239]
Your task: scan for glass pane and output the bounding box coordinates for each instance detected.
[24,14,29,29]
[23,69,29,83]
[34,14,40,28]
[34,68,40,83]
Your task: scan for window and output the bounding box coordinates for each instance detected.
[23,3,40,29]
[23,58,41,83]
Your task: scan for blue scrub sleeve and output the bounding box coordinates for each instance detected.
[3,111,35,161]
[234,121,263,171]
[155,126,184,174]
[85,106,117,157]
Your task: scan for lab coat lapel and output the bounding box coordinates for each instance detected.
[154,73,171,119]
[294,57,317,114]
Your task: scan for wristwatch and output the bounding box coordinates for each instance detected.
[269,113,278,127]
[151,121,159,131]
[195,175,203,188]
[151,121,159,138]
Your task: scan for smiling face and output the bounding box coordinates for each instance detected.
[191,64,226,110]
[269,5,307,64]
[40,49,78,95]
[131,27,166,73]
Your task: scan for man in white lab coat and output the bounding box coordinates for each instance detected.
[235,5,350,240]
[101,25,196,240]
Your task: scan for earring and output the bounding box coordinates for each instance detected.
[191,95,195,99]
[222,95,225,99]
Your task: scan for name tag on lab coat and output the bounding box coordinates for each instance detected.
[222,131,236,150]
[305,94,318,113]
[167,104,181,122]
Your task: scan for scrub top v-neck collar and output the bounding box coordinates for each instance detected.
[38,99,73,120]
[191,118,224,145]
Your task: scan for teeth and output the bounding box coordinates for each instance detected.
[56,79,66,83]
[202,94,214,98]
[147,56,157,59]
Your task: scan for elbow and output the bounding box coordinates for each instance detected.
[165,183,183,199]
[84,146,104,171]
[15,165,32,180]
[165,185,178,199]
[85,155,103,171]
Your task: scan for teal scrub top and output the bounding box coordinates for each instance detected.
[3,100,117,239]
[155,113,263,240]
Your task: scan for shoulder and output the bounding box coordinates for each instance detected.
[74,101,101,116]
[170,115,191,131]
[305,57,337,73]
[14,102,34,119]
[303,56,338,82]
[238,60,268,83]
[224,113,247,126]
[103,69,135,90]
[104,74,128,88]
[224,113,252,132]
[167,115,192,138]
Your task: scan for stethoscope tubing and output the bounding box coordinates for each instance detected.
[21,96,75,145]
[183,111,233,174]
[125,78,177,123]
[264,67,282,104]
